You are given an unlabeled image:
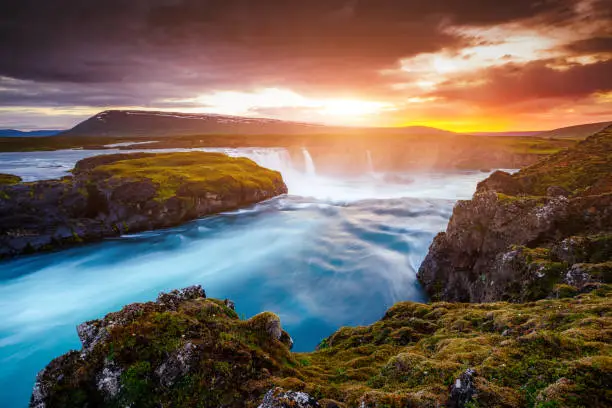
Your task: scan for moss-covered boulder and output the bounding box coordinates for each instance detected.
[419,125,612,302]
[31,285,612,407]
[0,152,287,257]
[0,173,21,186]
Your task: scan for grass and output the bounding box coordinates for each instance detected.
[85,152,284,201]
[512,125,612,195]
[0,173,21,185]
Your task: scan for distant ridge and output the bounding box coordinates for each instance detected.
[0,129,62,137]
[466,131,541,137]
[463,121,612,139]
[59,110,457,138]
[535,121,612,139]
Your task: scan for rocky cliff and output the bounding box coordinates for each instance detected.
[418,125,612,302]
[32,285,612,407]
[0,152,287,257]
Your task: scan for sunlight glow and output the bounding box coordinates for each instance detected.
[168,88,395,123]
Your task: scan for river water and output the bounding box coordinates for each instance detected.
[0,147,495,407]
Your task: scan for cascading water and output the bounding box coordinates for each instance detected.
[302,148,317,176]
[0,145,505,407]
[366,150,375,174]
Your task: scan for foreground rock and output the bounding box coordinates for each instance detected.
[32,284,612,407]
[419,125,612,302]
[0,152,287,257]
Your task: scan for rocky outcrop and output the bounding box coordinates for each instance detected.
[31,286,296,408]
[259,388,320,408]
[418,125,612,302]
[0,152,287,257]
[448,369,477,408]
[31,284,612,407]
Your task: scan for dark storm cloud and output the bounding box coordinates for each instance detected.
[0,0,608,116]
[431,59,612,105]
[564,37,612,54]
[0,1,579,84]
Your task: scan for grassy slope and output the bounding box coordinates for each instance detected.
[43,286,612,408]
[536,122,612,140]
[511,125,612,196]
[297,285,611,407]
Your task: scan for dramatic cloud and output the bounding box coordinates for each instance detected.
[0,0,610,130]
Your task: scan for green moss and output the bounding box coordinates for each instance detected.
[88,152,284,201]
[0,173,21,186]
[121,361,155,407]
[552,284,579,298]
[512,125,612,196]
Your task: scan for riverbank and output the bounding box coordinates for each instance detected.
[0,152,287,257]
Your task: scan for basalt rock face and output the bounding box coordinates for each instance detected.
[32,285,612,407]
[0,152,287,257]
[418,125,612,302]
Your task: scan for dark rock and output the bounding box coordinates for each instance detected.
[448,368,477,408]
[77,320,109,357]
[259,387,320,408]
[280,331,294,350]
[418,189,612,302]
[111,180,157,203]
[96,360,123,399]
[547,185,570,197]
[224,298,235,310]
[156,285,206,309]
[155,342,198,387]
[476,170,521,195]
[30,368,49,408]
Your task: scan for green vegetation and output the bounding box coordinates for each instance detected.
[86,152,284,201]
[37,286,612,407]
[514,126,612,195]
[0,135,133,152]
[0,173,21,185]
[491,137,576,156]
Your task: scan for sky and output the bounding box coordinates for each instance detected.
[0,0,611,132]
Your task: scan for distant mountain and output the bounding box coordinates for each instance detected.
[535,121,612,139]
[59,110,456,138]
[0,129,62,137]
[466,131,542,137]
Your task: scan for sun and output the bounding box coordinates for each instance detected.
[319,99,392,117]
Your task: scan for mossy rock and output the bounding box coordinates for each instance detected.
[0,173,22,186]
[32,286,612,407]
[80,152,286,201]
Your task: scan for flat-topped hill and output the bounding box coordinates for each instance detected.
[75,151,286,201]
[0,152,287,257]
[58,110,456,138]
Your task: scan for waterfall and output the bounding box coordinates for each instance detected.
[366,150,374,174]
[302,148,317,176]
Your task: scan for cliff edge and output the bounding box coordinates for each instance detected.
[418,125,612,302]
